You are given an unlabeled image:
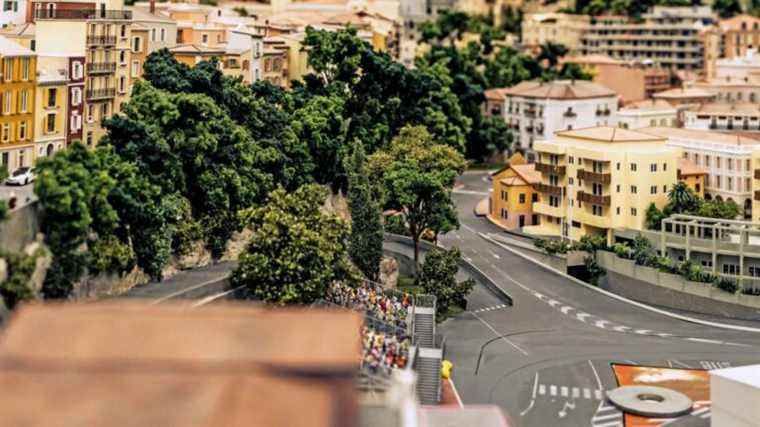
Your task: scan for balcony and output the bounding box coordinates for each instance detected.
[86,62,116,74]
[563,109,577,118]
[577,169,611,184]
[534,183,564,196]
[576,210,611,229]
[535,162,566,175]
[86,88,116,101]
[577,191,611,206]
[755,169,760,180]
[595,108,611,116]
[533,202,565,218]
[755,190,760,201]
[87,35,116,46]
[34,9,132,20]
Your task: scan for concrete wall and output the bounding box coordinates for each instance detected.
[0,202,40,253]
[597,250,760,321]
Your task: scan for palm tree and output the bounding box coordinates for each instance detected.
[667,182,698,214]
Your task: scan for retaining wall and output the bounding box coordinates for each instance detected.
[0,202,39,253]
[597,250,760,321]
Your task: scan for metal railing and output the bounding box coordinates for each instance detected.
[577,169,611,184]
[86,88,115,100]
[86,35,116,46]
[535,162,566,175]
[577,191,611,206]
[86,62,116,74]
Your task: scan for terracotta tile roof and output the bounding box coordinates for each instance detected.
[639,126,760,146]
[560,54,623,66]
[693,102,760,116]
[620,99,676,111]
[556,126,664,142]
[678,158,708,176]
[484,87,510,101]
[0,303,362,427]
[170,43,226,54]
[504,80,616,100]
[653,87,714,99]
[511,163,540,185]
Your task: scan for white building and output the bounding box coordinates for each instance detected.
[640,126,760,216]
[227,27,263,83]
[0,0,27,28]
[711,365,760,427]
[715,49,760,81]
[684,102,760,132]
[615,99,678,129]
[502,80,618,161]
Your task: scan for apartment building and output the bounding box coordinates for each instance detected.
[489,152,540,230]
[521,13,589,53]
[0,36,36,174]
[32,0,132,147]
[0,0,27,27]
[502,80,618,161]
[702,14,760,79]
[34,57,68,159]
[684,102,760,133]
[524,127,680,244]
[641,126,760,217]
[128,6,177,87]
[581,6,715,71]
[559,54,672,104]
[685,75,760,104]
[615,99,677,129]
[263,39,288,88]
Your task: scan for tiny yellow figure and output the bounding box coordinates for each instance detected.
[441,360,453,379]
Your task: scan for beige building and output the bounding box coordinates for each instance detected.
[34,57,68,160]
[524,127,681,244]
[581,6,716,71]
[615,99,678,129]
[684,102,760,132]
[702,14,760,79]
[521,13,589,53]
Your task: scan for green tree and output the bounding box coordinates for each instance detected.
[536,42,568,69]
[230,185,353,305]
[696,199,740,219]
[645,202,667,230]
[0,249,40,309]
[416,246,475,316]
[368,126,466,267]
[346,142,384,281]
[667,182,699,214]
[0,166,7,221]
[713,0,742,18]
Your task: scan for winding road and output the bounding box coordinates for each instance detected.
[438,171,760,427]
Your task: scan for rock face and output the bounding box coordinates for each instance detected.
[72,267,150,299]
[323,190,350,222]
[0,258,6,284]
[379,257,399,289]
[23,237,52,297]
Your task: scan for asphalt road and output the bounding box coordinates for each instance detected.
[438,171,760,427]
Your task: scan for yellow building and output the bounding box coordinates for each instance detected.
[34,57,68,161]
[489,153,541,230]
[524,127,681,244]
[677,158,707,199]
[0,36,36,174]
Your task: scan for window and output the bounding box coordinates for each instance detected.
[723,264,739,275]
[663,163,667,171]
[631,208,637,216]
[716,157,722,168]
[569,177,574,185]
[86,131,93,146]
[46,113,56,133]
[616,185,621,193]
[1,123,9,142]
[592,205,602,216]
[616,162,620,170]
[630,163,637,172]
[663,185,667,193]
[616,207,620,215]
[631,185,637,194]
[728,177,733,191]
[151,28,156,41]
[131,60,140,77]
[728,158,734,170]
[47,88,56,107]
[71,87,82,106]
[18,121,26,139]
[532,193,538,202]
[121,24,126,38]
[20,58,29,80]
[705,156,710,167]
[650,163,657,172]
[119,76,126,93]
[132,36,141,52]
[3,90,10,114]
[519,193,526,204]
[119,50,126,64]
[202,34,208,44]
[716,175,722,188]
[569,156,574,164]
[650,185,657,194]
[72,61,83,79]
[19,89,27,112]
[696,183,701,193]
[750,266,760,278]
[160,28,166,42]
[3,58,12,81]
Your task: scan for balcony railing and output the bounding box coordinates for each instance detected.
[577,191,611,206]
[535,162,566,175]
[577,169,612,184]
[86,88,116,100]
[86,62,116,74]
[534,183,563,196]
[755,169,760,180]
[595,108,611,116]
[87,35,116,46]
[563,110,577,118]
[34,9,132,20]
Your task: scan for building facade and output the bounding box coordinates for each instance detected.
[34,57,68,160]
[684,102,760,132]
[489,153,540,230]
[524,127,680,244]
[702,14,760,79]
[0,37,36,174]
[502,80,618,161]
[521,13,589,53]
[641,126,760,218]
[581,6,715,71]
[615,99,678,129]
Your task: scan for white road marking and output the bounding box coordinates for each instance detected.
[490,251,501,259]
[594,390,603,400]
[594,319,609,328]
[470,311,529,356]
[190,286,243,307]
[560,305,573,314]
[519,372,539,417]
[593,413,622,422]
[572,387,580,399]
[547,299,561,307]
[671,359,692,369]
[151,274,230,304]
[691,407,710,416]
[583,388,591,399]
[550,385,557,396]
[452,189,489,196]
[634,329,653,335]
[687,337,724,345]
[538,384,546,396]
[561,386,568,397]
[593,422,623,427]
[612,325,630,332]
[576,312,592,322]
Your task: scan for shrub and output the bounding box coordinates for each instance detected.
[632,234,654,266]
[612,243,632,259]
[654,256,676,274]
[714,277,738,294]
[384,214,409,236]
[573,234,607,253]
[534,238,570,255]
[584,256,606,286]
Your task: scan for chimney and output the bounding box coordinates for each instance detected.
[150,0,155,14]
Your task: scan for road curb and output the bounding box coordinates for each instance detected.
[479,232,760,334]
[383,234,514,307]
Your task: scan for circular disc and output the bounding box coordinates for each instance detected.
[606,385,693,418]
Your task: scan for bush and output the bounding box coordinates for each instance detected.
[714,277,738,294]
[654,256,676,274]
[584,256,606,286]
[416,246,474,317]
[0,249,42,309]
[534,238,570,255]
[573,234,607,253]
[384,214,409,236]
[632,234,654,266]
[612,243,632,259]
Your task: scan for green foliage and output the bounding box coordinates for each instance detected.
[696,199,740,220]
[0,249,40,309]
[384,214,409,236]
[632,234,655,266]
[584,256,606,286]
[501,6,523,34]
[416,246,474,316]
[577,0,693,17]
[88,235,135,276]
[231,185,353,305]
[534,238,571,255]
[574,234,608,253]
[612,243,633,259]
[667,182,700,214]
[645,202,666,230]
[346,142,384,281]
[713,0,742,18]
[368,126,466,266]
[715,277,738,294]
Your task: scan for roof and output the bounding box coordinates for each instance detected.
[678,157,708,176]
[0,23,35,37]
[653,87,714,99]
[511,163,540,185]
[128,7,176,23]
[503,80,616,100]
[0,35,35,57]
[692,102,760,116]
[619,99,676,112]
[556,126,665,142]
[484,88,509,102]
[170,43,226,55]
[639,126,760,146]
[0,303,363,427]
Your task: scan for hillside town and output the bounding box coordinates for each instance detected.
[1,0,760,426]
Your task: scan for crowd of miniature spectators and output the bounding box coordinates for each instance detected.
[326,281,411,330]
[360,326,411,375]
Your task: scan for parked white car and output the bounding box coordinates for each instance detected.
[5,167,35,186]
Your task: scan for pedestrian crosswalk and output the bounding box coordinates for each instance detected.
[472,304,508,313]
[591,400,623,427]
[538,384,605,401]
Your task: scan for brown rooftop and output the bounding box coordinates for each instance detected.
[503,80,616,100]
[639,126,760,146]
[678,157,708,176]
[0,303,362,427]
[556,126,664,142]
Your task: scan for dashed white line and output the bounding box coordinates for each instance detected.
[560,305,573,314]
